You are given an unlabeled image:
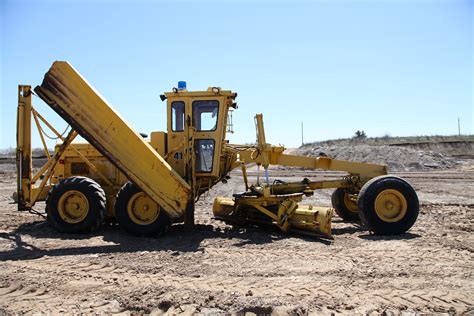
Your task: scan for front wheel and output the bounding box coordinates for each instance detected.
[357,175,419,235]
[331,188,360,221]
[114,182,170,236]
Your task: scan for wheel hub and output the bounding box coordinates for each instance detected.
[374,189,407,222]
[343,192,359,213]
[127,192,160,225]
[58,190,89,224]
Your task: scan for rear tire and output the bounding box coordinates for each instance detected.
[46,176,106,233]
[357,175,419,235]
[331,188,360,221]
[114,182,170,236]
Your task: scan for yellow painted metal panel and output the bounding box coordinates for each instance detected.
[235,145,387,179]
[17,85,33,209]
[150,132,167,157]
[35,61,191,218]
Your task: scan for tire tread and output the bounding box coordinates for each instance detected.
[114,181,170,237]
[46,176,106,233]
[357,175,419,235]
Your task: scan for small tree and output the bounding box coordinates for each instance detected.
[354,130,367,139]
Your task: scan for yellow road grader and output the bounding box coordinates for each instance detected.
[16,61,419,238]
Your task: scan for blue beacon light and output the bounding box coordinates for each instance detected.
[178,81,187,90]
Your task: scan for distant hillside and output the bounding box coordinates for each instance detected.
[0,148,51,158]
[302,135,474,147]
[301,135,474,158]
[297,135,474,171]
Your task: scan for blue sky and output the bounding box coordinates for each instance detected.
[1,0,472,149]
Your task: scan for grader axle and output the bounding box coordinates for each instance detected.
[15,61,419,239]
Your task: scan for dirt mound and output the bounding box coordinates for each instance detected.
[297,144,459,171]
[390,140,474,158]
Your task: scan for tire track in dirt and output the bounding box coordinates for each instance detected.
[0,276,124,314]
[0,281,79,313]
[2,250,473,313]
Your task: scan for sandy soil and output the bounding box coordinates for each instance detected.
[0,163,473,314]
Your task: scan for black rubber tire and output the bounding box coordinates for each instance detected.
[357,175,419,235]
[114,182,171,237]
[46,176,106,233]
[331,188,360,221]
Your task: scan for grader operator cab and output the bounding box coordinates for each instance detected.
[16,61,420,238]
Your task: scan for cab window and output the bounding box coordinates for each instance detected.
[172,101,185,131]
[195,139,215,172]
[192,100,219,131]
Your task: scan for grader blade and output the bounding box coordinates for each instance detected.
[213,195,333,238]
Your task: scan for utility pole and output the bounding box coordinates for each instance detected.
[458,118,461,136]
[301,121,304,146]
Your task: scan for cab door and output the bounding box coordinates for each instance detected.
[167,99,187,177]
[191,97,224,178]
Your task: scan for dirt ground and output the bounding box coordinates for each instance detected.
[0,162,473,314]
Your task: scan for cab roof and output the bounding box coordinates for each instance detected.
[164,87,237,99]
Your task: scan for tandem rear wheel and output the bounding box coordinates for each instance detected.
[46,176,106,233]
[357,175,419,235]
[114,181,171,237]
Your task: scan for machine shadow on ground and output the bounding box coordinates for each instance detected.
[0,218,337,262]
[358,232,421,240]
[0,215,422,263]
